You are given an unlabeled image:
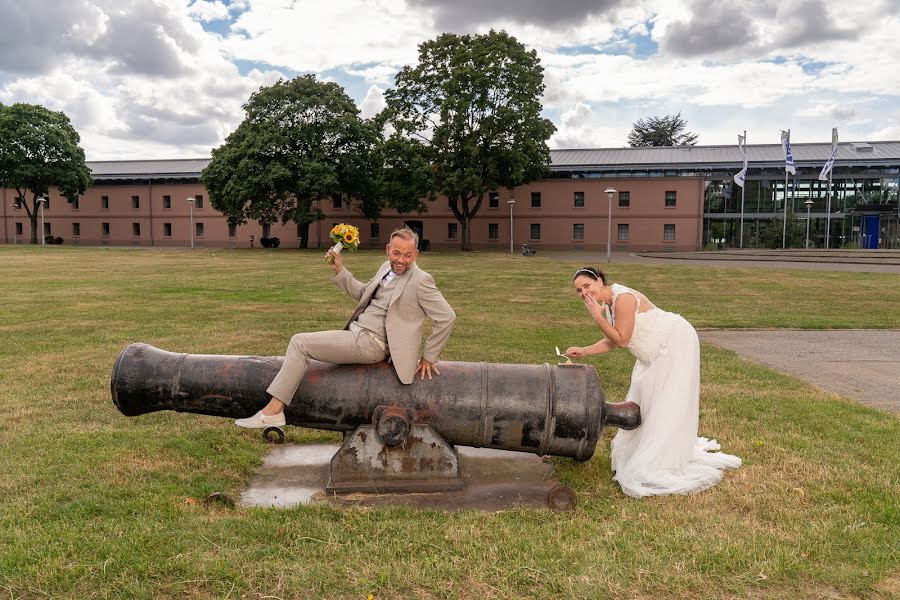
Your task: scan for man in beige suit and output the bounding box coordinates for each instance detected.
[235,227,456,428]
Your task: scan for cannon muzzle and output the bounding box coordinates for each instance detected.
[112,343,639,462]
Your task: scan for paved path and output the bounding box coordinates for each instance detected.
[540,250,900,273]
[698,329,900,414]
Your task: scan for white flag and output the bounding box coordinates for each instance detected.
[818,127,839,181]
[781,130,797,175]
[733,133,748,187]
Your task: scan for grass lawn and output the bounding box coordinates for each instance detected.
[1,246,897,599]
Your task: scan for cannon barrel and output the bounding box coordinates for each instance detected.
[111,343,639,461]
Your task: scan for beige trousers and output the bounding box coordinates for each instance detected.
[266,327,388,405]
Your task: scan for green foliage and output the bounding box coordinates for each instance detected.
[760,213,806,248]
[201,76,379,247]
[384,30,556,250]
[627,112,699,147]
[0,103,91,244]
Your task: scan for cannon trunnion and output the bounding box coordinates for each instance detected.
[111,343,640,497]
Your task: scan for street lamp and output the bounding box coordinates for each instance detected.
[804,199,814,249]
[37,198,47,245]
[11,202,18,245]
[507,197,516,254]
[185,197,194,249]
[604,187,617,263]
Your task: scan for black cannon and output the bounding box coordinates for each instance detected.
[112,343,639,495]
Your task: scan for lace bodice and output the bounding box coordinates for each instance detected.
[610,283,679,365]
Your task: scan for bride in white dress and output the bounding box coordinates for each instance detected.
[566,267,741,498]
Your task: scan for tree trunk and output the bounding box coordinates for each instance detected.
[460,214,472,251]
[30,214,39,245]
[298,221,310,249]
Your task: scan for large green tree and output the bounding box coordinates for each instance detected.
[384,30,556,250]
[627,112,699,147]
[0,103,91,244]
[202,76,379,247]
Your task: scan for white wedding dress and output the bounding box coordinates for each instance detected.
[607,284,741,498]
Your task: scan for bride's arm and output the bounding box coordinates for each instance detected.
[567,338,617,358]
[586,293,636,348]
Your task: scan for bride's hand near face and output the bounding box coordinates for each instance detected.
[583,293,605,320]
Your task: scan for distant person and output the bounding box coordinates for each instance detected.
[235,227,456,428]
[565,267,741,497]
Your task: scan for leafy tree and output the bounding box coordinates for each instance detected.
[0,103,91,244]
[202,75,379,248]
[384,30,556,250]
[760,214,804,248]
[627,112,699,147]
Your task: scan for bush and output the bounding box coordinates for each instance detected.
[418,239,430,251]
[260,237,280,248]
[44,235,64,245]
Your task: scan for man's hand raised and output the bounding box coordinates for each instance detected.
[326,248,344,273]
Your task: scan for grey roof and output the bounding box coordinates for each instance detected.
[88,158,211,180]
[550,141,900,170]
[85,141,900,180]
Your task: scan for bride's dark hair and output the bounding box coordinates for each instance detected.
[573,266,607,285]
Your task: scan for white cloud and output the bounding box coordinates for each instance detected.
[188,0,231,22]
[359,85,386,119]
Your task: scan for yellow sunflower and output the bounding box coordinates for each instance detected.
[343,231,357,244]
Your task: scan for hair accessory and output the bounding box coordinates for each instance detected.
[573,268,598,280]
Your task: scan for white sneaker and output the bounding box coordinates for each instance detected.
[234,410,286,429]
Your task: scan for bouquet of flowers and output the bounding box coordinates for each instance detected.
[327,223,360,262]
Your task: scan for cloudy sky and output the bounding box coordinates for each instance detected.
[2,0,899,160]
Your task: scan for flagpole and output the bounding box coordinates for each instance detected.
[783,130,789,249]
[740,130,746,248]
[825,170,832,249]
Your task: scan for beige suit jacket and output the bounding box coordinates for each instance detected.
[332,261,456,384]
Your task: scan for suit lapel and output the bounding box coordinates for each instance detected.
[388,264,416,307]
[359,262,392,309]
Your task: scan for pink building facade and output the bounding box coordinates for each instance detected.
[1,158,704,251]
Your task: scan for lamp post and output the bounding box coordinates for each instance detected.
[11,202,18,245]
[804,199,814,249]
[507,197,516,254]
[604,187,617,263]
[37,198,47,245]
[186,197,194,249]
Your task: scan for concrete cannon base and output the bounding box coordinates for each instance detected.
[240,444,576,512]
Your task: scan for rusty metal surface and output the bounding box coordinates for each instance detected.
[112,342,629,461]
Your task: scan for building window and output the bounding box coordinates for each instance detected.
[131,195,140,209]
[574,191,585,208]
[42,197,50,210]
[164,223,172,237]
[72,223,80,237]
[665,191,677,207]
[448,223,458,239]
[618,191,630,208]
[664,224,676,241]
[263,224,271,238]
[43,222,51,237]
[132,223,141,236]
[196,223,205,238]
[194,194,204,209]
[488,192,499,208]
[101,196,109,209]
[618,224,630,241]
[228,224,237,238]
[163,195,171,209]
[332,196,343,209]
[15,222,23,236]
[488,223,499,240]
[530,223,541,240]
[573,224,584,240]
[102,222,110,236]
[370,223,380,239]
[72,198,79,210]
[531,192,541,208]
